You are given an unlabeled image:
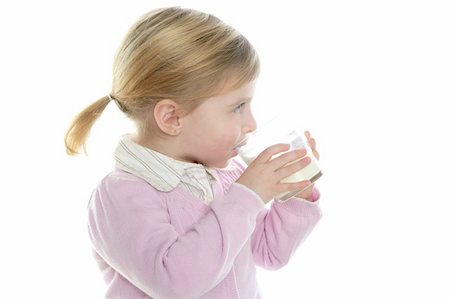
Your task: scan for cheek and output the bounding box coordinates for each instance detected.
[203,131,236,152]
[219,130,240,150]
[196,119,241,151]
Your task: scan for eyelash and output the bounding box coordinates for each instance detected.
[233,102,246,113]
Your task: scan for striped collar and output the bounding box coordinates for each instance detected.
[114,134,217,203]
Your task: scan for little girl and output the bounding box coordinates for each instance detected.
[65,7,322,299]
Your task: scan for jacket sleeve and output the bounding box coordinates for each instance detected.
[87,174,264,299]
[251,192,322,270]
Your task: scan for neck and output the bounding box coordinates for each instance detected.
[134,130,196,164]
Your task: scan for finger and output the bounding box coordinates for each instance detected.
[308,137,316,150]
[306,136,320,160]
[275,156,311,180]
[304,130,311,140]
[255,143,291,162]
[270,148,307,169]
[312,149,320,160]
[296,183,315,199]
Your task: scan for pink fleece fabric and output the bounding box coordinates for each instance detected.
[88,161,322,299]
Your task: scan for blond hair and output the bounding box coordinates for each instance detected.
[64,7,260,155]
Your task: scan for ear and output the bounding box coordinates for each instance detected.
[153,99,183,136]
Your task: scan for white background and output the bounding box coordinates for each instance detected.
[1,0,449,298]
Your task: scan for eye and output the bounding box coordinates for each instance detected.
[233,102,245,113]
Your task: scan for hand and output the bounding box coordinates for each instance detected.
[237,143,312,204]
[295,131,321,200]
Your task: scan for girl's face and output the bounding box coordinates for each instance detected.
[178,81,257,168]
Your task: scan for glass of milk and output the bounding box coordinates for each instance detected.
[237,118,322,201]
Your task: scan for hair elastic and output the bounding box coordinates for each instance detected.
[107,94,126,112]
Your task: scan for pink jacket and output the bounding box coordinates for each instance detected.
[88,161,322,299]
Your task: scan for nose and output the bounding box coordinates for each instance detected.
[242,111,257,134]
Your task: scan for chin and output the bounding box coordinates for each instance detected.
[209,159,232,169]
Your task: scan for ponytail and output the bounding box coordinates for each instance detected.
[64,96,111,155]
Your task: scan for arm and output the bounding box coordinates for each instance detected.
[236,132,323,269]
[251,189,322,270]
[88,174,264,299]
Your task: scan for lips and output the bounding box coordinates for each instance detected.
[234,140,247,151]
[230,140,245,157]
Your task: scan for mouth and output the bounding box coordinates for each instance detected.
[234,138,248,151]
